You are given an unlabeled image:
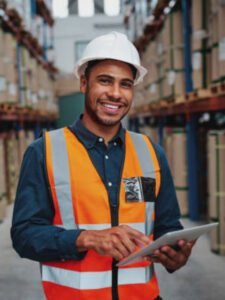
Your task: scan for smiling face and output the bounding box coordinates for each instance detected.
[80,59,134,133]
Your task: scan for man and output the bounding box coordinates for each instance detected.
[11,32,195,300]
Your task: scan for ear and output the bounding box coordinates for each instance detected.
[80,75,87,94]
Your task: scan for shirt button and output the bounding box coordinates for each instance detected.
[108,182,112,187]
[105,155,109,159]
[99,137,103,142]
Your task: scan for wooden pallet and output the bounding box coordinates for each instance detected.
[0,103,17,112]
[186,89,213,101]
[174,94,186,104]
[210,82,225,96]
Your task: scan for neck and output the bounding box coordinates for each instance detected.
[82,114,120,145]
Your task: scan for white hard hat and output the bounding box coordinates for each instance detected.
[74,31,147,85]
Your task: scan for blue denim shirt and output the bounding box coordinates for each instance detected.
[11,118,182,262]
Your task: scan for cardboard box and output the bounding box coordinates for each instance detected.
[210,11,219,45]
[218,3,225,40]
[176,190,189,217]
[163,71,185,98]
[0,28,4,57]
[162,15,170,49]
[172,129,188,216]
[191,0,210,51]
[0,73,6,101]
[3,33,16,62]
[4,62,17,83]
[172,11,183,46]
[208,131,225,255]
[139,126,158,144]
[211,45,219,82]
[6,82,18,104]
[5,131,20,204]
[0,198,7,222]
[26,130,34,147]
[163,127,174,174]
[219,38,225,78]
[0,135,7,219]
[0,56,4,76]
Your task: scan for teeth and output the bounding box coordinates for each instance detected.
[103,104,119,109]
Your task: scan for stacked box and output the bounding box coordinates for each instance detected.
[163,127,174,175]
[192,0,211,90]
[162,10,185,100]
[5,131,20,204]
[133,89,146,108]
[19,46,30,107]
[139,126,158,144]
[207,131,225,255]
[18,127,26,165]
[0,28,6,103]
[29,57,38,109]
[2,32,18,103]
[26,130,35,147]
[0,135,7,222]
[209,0,225,84]
[140,40,160,105]
[218,2,225,81]
[172,129,188,216]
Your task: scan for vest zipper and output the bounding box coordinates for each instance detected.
[110,142,126,300]
[110,204,119,300]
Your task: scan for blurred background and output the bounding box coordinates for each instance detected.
[0,0,225,299]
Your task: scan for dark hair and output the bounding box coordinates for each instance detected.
[84,59,137,80]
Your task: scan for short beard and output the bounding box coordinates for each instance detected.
[84,87,129,127]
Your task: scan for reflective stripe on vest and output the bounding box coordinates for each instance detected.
[129,131,156,237]
[42,264,154,290]
[48,129,77,228]
[43,128,160,299]
[56,222,145,232]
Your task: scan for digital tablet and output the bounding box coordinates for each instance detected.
[117,222,218,267]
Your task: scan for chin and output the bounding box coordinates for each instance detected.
[98,116,122,127]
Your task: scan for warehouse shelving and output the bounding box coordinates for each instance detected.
[0,1,58,222]
[128,0,225,223]
[129,95,225,117]
[0,1,58,123]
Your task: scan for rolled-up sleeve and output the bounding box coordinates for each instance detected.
[11,138,86,262]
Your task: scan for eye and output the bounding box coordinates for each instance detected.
[99,77,111,84]
[121,81,133,88]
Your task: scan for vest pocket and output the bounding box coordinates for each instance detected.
[123,177,156,203]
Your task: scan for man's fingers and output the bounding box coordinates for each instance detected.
[120,225,150,244]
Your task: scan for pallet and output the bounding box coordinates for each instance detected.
[210,82,225,96]
[174,94,186,104]
[0,103,17,112]
[186,89,213,101]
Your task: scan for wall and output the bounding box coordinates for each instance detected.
[54,14,125,73]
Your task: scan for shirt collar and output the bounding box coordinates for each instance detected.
[70,116,125,149]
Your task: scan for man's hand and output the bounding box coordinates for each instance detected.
[144,239,196,271]
[76,225,150,261]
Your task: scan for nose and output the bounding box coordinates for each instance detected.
[107,83,121,100]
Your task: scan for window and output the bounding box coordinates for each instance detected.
[75,41,89,62]
[78,0,94,17]
[53,0,68,18]
[104,0,120,16]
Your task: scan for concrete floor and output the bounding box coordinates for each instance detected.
[0,205,225,300]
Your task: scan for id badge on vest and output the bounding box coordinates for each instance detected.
[123,177,156,203]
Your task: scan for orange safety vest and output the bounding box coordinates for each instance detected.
[42,127,161,300]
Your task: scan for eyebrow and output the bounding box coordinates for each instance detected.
[97,74,134,84]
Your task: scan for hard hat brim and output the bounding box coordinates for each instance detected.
[74,57,147,86]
